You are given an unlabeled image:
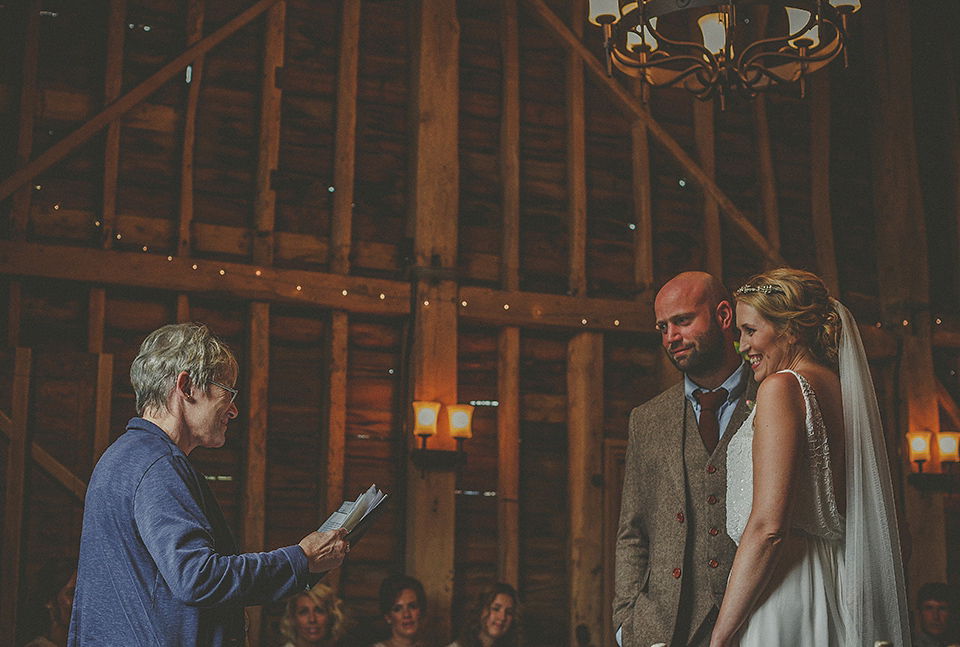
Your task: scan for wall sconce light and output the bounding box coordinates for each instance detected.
[410,402,472,477]
[906,429,959,494]
[906,429,932,473]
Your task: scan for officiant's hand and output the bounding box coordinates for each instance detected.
[299,527,350,573]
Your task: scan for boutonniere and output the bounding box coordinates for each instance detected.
[745,399,755,412]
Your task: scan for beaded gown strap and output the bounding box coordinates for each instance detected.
[778,370,844,540]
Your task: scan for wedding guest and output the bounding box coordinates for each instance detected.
[914,583,957,647]
[447,583,521,647]
[16,559,76,647]
[371,575,430,647]
[68,322,349,647]
[279,584,348,647]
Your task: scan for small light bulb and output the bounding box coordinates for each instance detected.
[342,289,348,296]
[503,304,510,310]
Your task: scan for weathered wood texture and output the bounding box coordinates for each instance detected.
[1,0,959,644]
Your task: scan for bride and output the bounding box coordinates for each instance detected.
[709,268,910,647]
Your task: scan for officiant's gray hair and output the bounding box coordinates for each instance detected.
[735,268,841,370]
[131,322,239,416]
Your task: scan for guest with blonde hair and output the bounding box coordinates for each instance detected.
[279,584,348,647]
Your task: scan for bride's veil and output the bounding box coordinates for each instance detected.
[834,299,911,647]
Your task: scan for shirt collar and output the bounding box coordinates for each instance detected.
[684,360,749,405]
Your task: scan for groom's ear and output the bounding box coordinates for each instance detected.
[715,300,734,330]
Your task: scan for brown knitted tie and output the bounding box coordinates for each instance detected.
[694,388,728,454]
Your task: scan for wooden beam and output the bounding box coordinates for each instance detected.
[692,95,722,278]
[500,0,521,293]
[864,0,945,602]
[0,241,410,316]
[567,331,605,647]
[178,0,206,258]
[95,353,114,462]
[176,294,191,323]
[101,0,126,249]
[405,1,460,636]
[253,1,284,267]
[1,348,31,634]
[8,280,21,347]
[753,96,781,254]
[244,302,269,647]
[497,326,520,587]
[458,285,654,332]
[88,287,106,354]
[519,0,785,269]
[809,72,839,295]
[0,0,282,202]
[31,443,87,502]
[331,0,360,275]
[9,0,41,237]
[630,80,654,295]
[567,0,588,296]
[324,310,348,593]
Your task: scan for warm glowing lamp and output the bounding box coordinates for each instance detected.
[829,0,861,11]
[786,8,820,49]
[698,13,729,58]
[906,430,933,472]
[938,431,960,463]
[587,0,620,25]
[626,16,658,53]
[446,404,474,444]
[412,401,441,440]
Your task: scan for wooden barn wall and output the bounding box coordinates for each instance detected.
[2,0,960,645]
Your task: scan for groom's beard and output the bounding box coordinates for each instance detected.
[665,321,727,379]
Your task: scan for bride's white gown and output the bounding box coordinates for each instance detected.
[726,370,847,647]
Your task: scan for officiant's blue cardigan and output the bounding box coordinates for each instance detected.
[68,418,311,647]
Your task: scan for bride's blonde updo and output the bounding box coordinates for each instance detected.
[734,268,841,370]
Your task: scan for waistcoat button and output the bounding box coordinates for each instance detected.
[707,495,718,505]
[676,512,684,523]
[672,567,682,578]
[709,559,719,568]
[706,464,717,474]
[709,526,719,536]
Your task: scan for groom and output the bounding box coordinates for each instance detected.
[614,272,756,647]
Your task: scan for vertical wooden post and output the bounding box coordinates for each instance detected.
[253,0,285,267]
[1,348,32,634]
[693,97,722,279]
[498,0,521,589]
[7,281,21,347]
[244,302,270,646]
[10,0,41,238]
[864,0,945,600]
[324,310,348,593]
[178,0,206,258]
[176,294,191,323]
[406,0,460,639]
[809,72,839,296]
[88,288,106,354]
[101,0,126,249]
[752,96,780,255]
[568,332,605,647]
[566,0,588,297]
[95,353,114,462]
[331,0,360,275]
[630,80,654,296]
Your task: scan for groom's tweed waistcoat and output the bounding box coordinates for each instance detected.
[614,379,755,647]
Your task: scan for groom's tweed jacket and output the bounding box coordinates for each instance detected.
[614,378,756,647]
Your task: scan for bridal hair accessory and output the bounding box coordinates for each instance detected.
[735,284,785,295]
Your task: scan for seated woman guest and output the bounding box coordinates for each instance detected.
[371,575,430,647]
[278,584,348,647]
[447,583,521,647]
[16,559,77,647]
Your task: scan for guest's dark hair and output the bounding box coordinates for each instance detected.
[15,558,76,647]
[454,582,522,647]
[917,582,952,609]
[378,574,427,616]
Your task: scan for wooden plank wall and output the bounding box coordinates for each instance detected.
[1,0,957,645]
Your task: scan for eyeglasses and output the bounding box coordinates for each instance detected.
[209,380,238,404]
